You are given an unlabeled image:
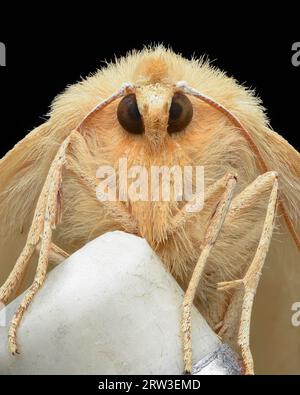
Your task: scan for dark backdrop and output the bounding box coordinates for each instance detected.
[0,4,299,156]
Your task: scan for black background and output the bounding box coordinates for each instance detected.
[0,4,299,157]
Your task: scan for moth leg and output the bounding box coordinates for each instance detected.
[3,129,137,354]
[37,242,69,266]
[162,173,237,243]
[0,181,54,305]
[6,136,71,354]
[0,245,35,305]
[13,242,68,299]
[217,171,278,375]
[182,173,237,374]
[0,134,71,308]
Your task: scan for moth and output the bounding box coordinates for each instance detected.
[0,46,299,375]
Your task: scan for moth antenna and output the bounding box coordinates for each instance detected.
[76,82,135,131]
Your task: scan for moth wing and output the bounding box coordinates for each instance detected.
[249,127,300,374]
[252,225,300,374]
[256,127,300,238]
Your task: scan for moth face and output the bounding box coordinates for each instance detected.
[116,83,193,149]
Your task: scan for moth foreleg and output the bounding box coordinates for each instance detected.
[181,173,237,374]
[5,135,71,354]
[217,171,278,375]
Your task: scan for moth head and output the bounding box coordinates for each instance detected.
[117,84,193,149]
[56,46,268,169]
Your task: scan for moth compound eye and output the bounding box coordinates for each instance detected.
[117,94,144,135]
[168,93,193,134]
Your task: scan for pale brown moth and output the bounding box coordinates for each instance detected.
[0,46,299,374]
